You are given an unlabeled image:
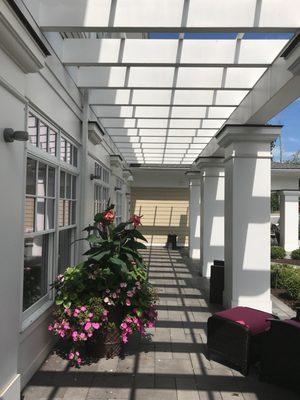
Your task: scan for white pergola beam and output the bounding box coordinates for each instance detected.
[106,128,218,136]
[76,66,266,89]
[89,89,248,106]
[62,39,287,66]
[92,105,236,118]
[39,0,300,32]
[100,118,225,128]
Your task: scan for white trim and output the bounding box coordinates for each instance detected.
[0,374,20,400]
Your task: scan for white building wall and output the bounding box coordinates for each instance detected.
[0,18,128,398]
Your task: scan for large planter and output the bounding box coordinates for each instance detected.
[87,306,123,359]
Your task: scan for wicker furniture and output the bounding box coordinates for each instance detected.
[207,306,276,375]
[209,260,224,304]
[260,318,300,386]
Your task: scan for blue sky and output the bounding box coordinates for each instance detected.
[269,98,300,161]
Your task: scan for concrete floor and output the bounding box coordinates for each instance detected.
[23,248,299,400]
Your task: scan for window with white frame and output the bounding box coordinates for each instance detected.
[24,157,55,312]
[115,178,124,225]
[23,110,79,318]
[28,113,57,156]
[93,162,110,213]
[60,135,78,167]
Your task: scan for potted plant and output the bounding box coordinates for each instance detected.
[48,204,158,367]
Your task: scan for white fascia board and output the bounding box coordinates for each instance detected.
[0,0,46,73]
[39,0,300,31]
[62,39,288,66]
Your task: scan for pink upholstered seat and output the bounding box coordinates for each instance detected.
[215,307,274,335]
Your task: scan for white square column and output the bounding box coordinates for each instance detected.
[217,125,281,313]
[280,191,300,252]
[188,173,201,259]
[199,163,225,278]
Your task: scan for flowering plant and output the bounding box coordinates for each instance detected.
[49,204,157,366]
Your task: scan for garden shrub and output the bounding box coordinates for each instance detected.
[291,248,300,260]
[271,245,286,260]
[271,264,300,301]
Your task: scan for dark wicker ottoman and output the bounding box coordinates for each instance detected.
[207,306,277,375]
[260,318,300,387]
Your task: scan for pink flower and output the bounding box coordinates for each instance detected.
[102,310,109,317]
[120,322,128,330]
[87,332,93,337]
[112,292,117,299]
[48,325,53,331]
[127,290,134,297]
[147,322,154,328]
[125,298,131,306]
[130,214,143,228]
[88,313,94,318]
[92,322,100,330]
[75,351,80,356]
[84,322,92,331]
[72,331,78,341]
[120,282,127,288]
[104,297,109,303]
[77,358,82,365]
[80,333,86,340]
[80,306,86,312]
[68,352,75,360]
[122,334,128,343]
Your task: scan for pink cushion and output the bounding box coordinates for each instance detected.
[283,319,300,330]
[215,307,274,335]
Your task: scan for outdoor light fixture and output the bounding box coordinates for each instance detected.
[90,174,101,180]
[3,128,29,143]
[115,186,122,191]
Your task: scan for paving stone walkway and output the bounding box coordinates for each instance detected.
[23,248,299,400]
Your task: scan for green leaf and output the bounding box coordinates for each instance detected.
[63,301,71,309]
[109,257,130,274]
[55,298,64,305]
[94,213,104,223]
[87,233,103,244]
[91,250,110,262]
[131,229,148,242]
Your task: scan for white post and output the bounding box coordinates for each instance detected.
[188,174,201,259]
[199,163,225,278]
[280,191,300,252]
[217,125,280,313]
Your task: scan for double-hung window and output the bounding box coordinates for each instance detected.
[115,178,124,225]
[93,162,110,213]
[23,110,79,322]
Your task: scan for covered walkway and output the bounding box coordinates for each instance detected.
[23,248,298,400]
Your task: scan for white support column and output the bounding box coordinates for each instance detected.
[217,124,280,313]
[188,173,201,259]
[280,191,300,252]
[199,163,225,278]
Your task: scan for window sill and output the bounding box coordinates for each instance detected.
[20,299,53,339]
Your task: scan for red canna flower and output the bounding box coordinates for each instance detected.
[103,210,114,223]
[130,214,143,228]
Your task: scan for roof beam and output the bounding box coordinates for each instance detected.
[91,105,236,118]
[62,39,287,67]
[75,66,266,89]
[38,0,300,32]
[89,89,248,106]
[99,118,225,128]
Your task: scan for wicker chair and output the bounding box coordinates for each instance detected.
[207,307,277,375]
[260,318,300,386]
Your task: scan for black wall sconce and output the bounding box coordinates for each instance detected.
[115,186,122,191]
[90,174,101,180]
[4,128,29,143]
